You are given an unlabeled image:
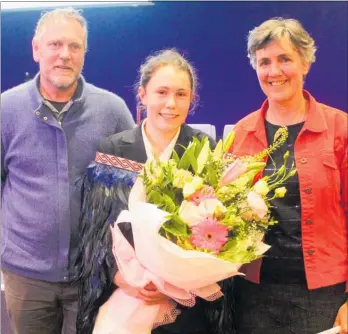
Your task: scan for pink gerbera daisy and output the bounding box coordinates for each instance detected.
[190,217,228,254]
[188,186,216,206]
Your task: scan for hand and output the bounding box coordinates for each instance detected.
[334,301,348,334]
[138,282,170,305]
[114,272,169,305]
[113,271,141,298]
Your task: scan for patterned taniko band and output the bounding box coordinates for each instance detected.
[95,152,144,173]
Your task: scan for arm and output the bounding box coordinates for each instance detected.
[114,100,135,133]
[342,146,348,295]
[1,141,7,198]
[339,134,348,222]
[334,115,348,334]
[336,116,348,292]
[98,135,118,156]
[337,124,348,334]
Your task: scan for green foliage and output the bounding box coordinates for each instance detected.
[202,158,221,187]
[218,238,260,263]
[162,215,188,237]
[222,131,236,152]
[196,139,210,174]
[177,142,198,172]
[171,150,180,164]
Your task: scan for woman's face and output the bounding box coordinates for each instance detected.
[255,37,310,104]
[138,65,192,133]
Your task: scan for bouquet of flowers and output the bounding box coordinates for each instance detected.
[93,127,295,334]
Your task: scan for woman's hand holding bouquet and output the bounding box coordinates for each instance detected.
[93,127,295,334]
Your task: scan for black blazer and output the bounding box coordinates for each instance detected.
[99,122,216,162]
[98,123,218,334]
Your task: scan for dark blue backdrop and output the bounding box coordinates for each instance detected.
[2,1,347,137]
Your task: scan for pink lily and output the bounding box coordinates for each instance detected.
[219,159,248,187]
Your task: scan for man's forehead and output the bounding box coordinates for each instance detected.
[40,17,85,37]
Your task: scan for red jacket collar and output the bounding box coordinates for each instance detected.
[242,90,328,133]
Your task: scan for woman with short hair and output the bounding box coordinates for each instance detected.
[229,17,347,334]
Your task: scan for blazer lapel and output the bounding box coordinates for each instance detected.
[118,126,148,163]
[174,124,194,158]
[118,124,194,162]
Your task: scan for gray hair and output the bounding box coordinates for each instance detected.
[247,17,317,69]
[34,7,88,51]
[135,49,199,112]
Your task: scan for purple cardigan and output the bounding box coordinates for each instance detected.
[1,74,135,282]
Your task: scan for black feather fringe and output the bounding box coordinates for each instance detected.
[73,162,138,334]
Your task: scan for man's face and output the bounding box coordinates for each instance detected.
[32,18,86,93]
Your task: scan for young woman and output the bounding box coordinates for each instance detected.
[75,49,227,334]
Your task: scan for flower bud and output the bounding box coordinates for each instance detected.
[253,179,270,196]
[275,187,287,198]
[277,165,286,175]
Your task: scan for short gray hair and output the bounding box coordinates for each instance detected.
[247,17,317,69]
[135,48,199,112]
[34,7,88,51]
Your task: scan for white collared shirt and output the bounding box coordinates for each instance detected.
[128,119,181,209]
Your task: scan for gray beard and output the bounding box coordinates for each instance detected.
[49,73,80,90]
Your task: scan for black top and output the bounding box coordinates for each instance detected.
[47,100,68,112]
[260,120,306,284]
[44,80,83,122]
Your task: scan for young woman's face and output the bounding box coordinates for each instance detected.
[139,65,193,133]
[255,37,309,104]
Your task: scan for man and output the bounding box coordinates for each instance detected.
[1,7,135,334]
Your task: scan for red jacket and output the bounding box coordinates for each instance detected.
[229,90,348,291]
